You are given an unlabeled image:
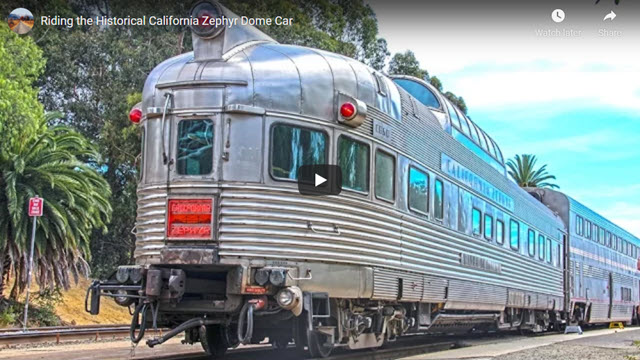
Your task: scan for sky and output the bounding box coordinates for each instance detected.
[368,0,640,237]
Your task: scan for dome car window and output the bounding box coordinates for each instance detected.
[338,136,370,192]
[375,150,395,201]
[434,179,444,220]
[484,214,493,241]
[177,119,213,175]
[472,208,482,236]
[510,220,520,250]
[408,167,429,214]
[496,220,504,244]
[528,229,536,257]
[393,78,441,109]
[271,124,327,180]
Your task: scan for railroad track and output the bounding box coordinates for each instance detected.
[0,324,165,347]
[136,334,465,360]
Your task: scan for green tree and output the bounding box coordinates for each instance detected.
[506,154,559,189]
[0,112,112,300]
[429,76,443,92]
[389,50,429,80]
[0,23,44,155]
[443,92,468,115]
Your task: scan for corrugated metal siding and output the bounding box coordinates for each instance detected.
[135,186,168,264]
[217,186,564,301]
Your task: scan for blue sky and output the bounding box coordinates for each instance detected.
[370,2,640,236]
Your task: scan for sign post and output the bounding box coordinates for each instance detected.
[23,196,43,332]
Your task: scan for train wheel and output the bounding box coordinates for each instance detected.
[307,329,333,358]
[200,325,228,359]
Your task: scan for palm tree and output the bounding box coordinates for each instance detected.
[0,112,112,300]
[506,154,559,189]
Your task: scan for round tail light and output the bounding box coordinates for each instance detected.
[129,108,142,123]
[190,1,224,39]
[340,102,356,120]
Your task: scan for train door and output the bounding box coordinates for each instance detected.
[608,272,614,319]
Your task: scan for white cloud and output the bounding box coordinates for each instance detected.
[599,202,640,238]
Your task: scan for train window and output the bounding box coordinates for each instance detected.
[627,241,632,256]
[538,235,545,260]
[528,230,536,257]
[484,214,493,241]
[393,78,441,109]
[546,238,552,263]
[618,237,623,252]
[593,224,598,241]
[375,150,395,202]
[338,136,370,192]
[177,119,214,175]
[510,220,520,250]
[553,243,560,267]
[496,220,504,244]
[472,208,482,236]
[271,125,327,180]
[444,99,462,129]
[467,118,481,143]
[599,228,605,245]
[576,215,583,236]
[408,167,429,215]
[585,220,592,239]
[612,235,617,250]
[557,243,562,268]
[622,287,632,302]
[606,231,612,247]
[434,179,444,220]
[457,108,472,136]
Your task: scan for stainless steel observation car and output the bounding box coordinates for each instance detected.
[85,1,624,358]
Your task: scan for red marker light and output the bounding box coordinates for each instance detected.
[340,102,356,119]
[129,108,142,123]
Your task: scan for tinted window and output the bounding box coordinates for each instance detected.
[445,100,462,129]
[617,237,622,252]
[484,214,493,241]
[585,220,591,239]
[606,231,612,247]
[528,229,536,257]
[538,235,545,260]
[457,109,472,136]
[338,136,370,192]
[546,239,552,262]
[599,228,605,244]
[271,125,326,179]
[375,151,395,201]
[393,79,441,108]
[472,208,482,236]
[510,220,520,250]
[177,119,213,175]
[612,235,618,250]
[408,167,429,214]
[557,243,562,267]
[576,215,583,235]
[496,220,504,244]
[434,179,444,219]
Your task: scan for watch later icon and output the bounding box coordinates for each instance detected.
[552,9,566,23]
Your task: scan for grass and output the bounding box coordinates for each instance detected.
[1,277,130,327]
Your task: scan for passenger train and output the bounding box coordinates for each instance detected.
[85,1,640,358]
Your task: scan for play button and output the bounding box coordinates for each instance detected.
[297,165,342,196]
[315,174,327,187]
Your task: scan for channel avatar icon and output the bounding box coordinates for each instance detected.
[8,8,34,34]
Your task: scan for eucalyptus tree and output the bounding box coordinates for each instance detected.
[0,113,112,300]
[507,154,559,189]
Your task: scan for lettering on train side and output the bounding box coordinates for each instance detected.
[373,119,392,142]
[460,253,502,274]
[441,154,515,211]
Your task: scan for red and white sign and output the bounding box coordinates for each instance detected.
[28,197,43,217]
